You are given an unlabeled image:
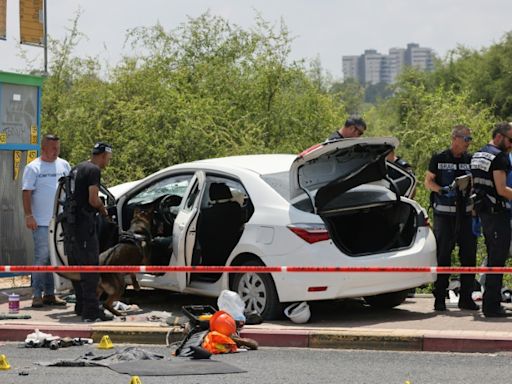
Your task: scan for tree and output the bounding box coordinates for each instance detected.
[40,12,346,184]
[329,78,365,115]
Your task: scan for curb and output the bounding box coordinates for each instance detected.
[3,324,512,353]
[0,324,92,342]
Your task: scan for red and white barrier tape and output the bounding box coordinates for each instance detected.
[0,265,510,274]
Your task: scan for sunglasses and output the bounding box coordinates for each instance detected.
[352,125,365,136]
[454,135,473,142]
[502,134,512,143]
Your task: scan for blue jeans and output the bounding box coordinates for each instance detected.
[32,226,55,298]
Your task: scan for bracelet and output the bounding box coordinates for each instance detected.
[25,214,33,218]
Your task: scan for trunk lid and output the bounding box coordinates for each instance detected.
[290,137,398,212]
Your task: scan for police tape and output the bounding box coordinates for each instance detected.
[0,265,512,274]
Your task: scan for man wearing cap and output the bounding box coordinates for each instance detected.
[68,142,113,322]
[327,116,367,140]
[425,125,479,312]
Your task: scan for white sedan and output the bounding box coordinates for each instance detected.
[50,137,437,319]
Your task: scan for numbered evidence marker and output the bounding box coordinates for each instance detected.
[0,132,6,144]
[27,150,37,164]
[13,151,22,180]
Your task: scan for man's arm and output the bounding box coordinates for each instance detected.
[88,185,108,217]
[424,171,442,193]
[22,190,37,230]
[493,170,512,201]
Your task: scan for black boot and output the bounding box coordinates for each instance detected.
[434,297,446,311]
[458,297,480,311]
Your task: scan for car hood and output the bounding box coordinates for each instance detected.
[290,137,398,211]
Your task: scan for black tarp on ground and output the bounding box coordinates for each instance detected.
[109,359,246,376]
[38,346,246,376]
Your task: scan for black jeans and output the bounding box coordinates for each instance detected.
[433,214,477,302]
[68,216,101,320]
[479,210,511,313]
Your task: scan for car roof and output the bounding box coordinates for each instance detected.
[172,154,296,175]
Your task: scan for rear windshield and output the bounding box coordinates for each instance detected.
[261,171,315,212]
[260,171,290,201]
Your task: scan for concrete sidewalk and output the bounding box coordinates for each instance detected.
[1,286,512,353]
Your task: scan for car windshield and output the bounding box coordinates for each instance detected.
[129,176,191,205]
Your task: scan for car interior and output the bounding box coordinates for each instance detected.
[322,200,417,255]
[191,179,254,282]
[112,175,254,282]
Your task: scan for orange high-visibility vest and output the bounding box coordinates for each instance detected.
[202,331,237,354]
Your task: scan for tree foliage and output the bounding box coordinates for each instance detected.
[42,13,346,184]
[433,32,512,120]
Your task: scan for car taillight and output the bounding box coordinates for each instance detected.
[287,224,330,244]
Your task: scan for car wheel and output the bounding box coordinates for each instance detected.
[364,289,409,309]
[231,261,282,320]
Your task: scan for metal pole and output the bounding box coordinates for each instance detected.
[43,0,48,75]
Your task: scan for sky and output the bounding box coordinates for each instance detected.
[1,0,512,79]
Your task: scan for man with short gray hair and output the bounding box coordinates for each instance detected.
[425,125,478,312]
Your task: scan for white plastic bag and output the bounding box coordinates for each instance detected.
[217,290,246,321]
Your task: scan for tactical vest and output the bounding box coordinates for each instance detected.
[471,144,511,213]
[431,151,472,215]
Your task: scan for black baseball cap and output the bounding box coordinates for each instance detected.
[92,142,113,155]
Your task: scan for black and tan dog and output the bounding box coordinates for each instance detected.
[97,207,153,316]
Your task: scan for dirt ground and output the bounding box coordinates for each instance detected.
[0,275,31,290]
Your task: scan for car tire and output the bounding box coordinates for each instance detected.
[231,260,282,320]
[363,289,409,309]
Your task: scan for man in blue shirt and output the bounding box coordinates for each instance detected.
[22,134,71,308]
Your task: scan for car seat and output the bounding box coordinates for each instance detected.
[197,183,243,267]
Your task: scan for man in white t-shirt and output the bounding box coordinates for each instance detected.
[22,134,71,308]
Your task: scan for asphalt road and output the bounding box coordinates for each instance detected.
[1,343,511,384]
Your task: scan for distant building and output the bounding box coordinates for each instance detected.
[405,43,434,72]
[361,49,382,85]
[342,56,359,82]
[342,43,434,84]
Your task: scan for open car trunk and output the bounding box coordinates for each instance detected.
[291,137,421,256]
[321,198,418,256]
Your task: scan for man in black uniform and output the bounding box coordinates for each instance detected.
[471,122,512,317]
[327,116,367,140]
[425,125,479,312]
[69,142,113,322]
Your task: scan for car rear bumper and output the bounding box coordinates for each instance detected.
[268,227,437,303]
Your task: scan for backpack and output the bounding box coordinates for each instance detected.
[56,168,78,252]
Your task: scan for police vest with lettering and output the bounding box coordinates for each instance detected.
[430,149,472,215]
[471,144,511,211]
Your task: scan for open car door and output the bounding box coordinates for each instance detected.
[172,171,206,291]
[385,160,417,198]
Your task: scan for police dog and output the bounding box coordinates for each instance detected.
[97,207,153,316]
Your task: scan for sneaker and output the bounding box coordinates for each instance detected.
[31,297,44,308]
[82,312,114,323]
[43,295,67,306]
